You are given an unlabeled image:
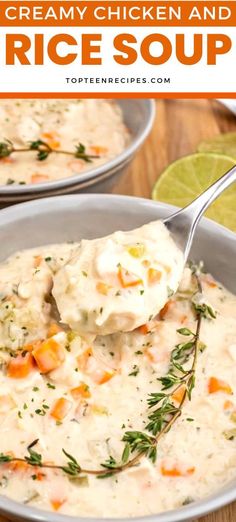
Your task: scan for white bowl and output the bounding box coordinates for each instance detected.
[0,194,235,522]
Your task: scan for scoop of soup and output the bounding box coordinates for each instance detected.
[53,221,184,337]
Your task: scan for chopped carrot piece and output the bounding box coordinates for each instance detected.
[50,498,66,511]
[7,352,35,379]
[33,255,43,268]
[159,263,171,274]
[34,470,46,481]
[0,395,15,413]
[67,159,84,173]
[224,400,234,411]
[205,278,218,288]
[161,465,195,477]
[31,174,49,184]
[90,145,108,155]
[208,377,233,395]
[50,398,72,421]
[10,460,30,473]
[180,315,188,324]
[96,370,115,385]
[32,338,65,374]
[22,340,42,353]
[159,300,173,320]
[172,385,186,404]
[127,244,145,258]
[138,320,158,335]
[41,132,60,149]
[47,323,63,338]
[96,281,111,296]
[148,268,162,284]
[71,383,91,399]
[118,266,143,288]
[77,347,93,371]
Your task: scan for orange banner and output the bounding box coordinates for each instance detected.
[0,93,235,99]
[0,1,235,27]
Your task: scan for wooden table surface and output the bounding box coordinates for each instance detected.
[1,99,236,522]
[114,98,236,199]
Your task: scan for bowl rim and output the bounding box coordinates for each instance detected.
[0,99,156,196]
[0,194,235,522]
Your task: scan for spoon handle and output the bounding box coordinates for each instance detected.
[164,163,236,260]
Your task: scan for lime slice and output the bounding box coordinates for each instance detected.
[152,153,236,232]
[198,132,236,159]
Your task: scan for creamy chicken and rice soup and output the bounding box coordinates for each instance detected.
[0,99,129,185]
[0,224,236,517]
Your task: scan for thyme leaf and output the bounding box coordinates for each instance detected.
[0,139,100,166]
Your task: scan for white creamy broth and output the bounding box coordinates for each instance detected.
[0,99,129,185]
[53,221,184,337]
[0,242,236,518]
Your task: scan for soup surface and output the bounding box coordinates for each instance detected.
[0,99,129,185]
[0,242,236,518]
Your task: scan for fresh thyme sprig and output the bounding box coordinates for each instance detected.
[0,272,216,481]
[0,139,99,163]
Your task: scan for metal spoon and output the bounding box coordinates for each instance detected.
[164,164,236,261]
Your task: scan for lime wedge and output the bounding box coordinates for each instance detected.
[152,153,236,232]
[198,132,236,159]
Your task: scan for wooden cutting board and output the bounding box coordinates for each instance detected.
[1,99,236,522]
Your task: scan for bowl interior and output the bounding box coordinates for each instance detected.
[0,194,235,522]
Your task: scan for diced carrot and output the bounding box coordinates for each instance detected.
[96,281,111,296]
[21,340,42,353]
[138,320,158,335]
[41,132,60,149]
[33,255,43,268]
[71,383,91,399]
[127,244,145,258]
[148,268,162,285]
[205,278,218,288]
[47,323,63,338]
[161,465,195,477]
[224,400,234,411]
[50,498,66,511]
[31,174,49,184]
[118,266,143,288]
[159,263,171,274]
[67,160,84,173]
[0,395,15,413]
[34,470,46,481]
[7,352,35,379]
[142,260,150,268]
[208,377,233,395]
[90,145,108,155]
[172,385,186,404]
[10,460,30,473]
[1,157,14,164]
[32,338,65,374]
[96,370,114,385]
[77,347,93,371]
[50,398,72,421]
[159,300,173,320]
